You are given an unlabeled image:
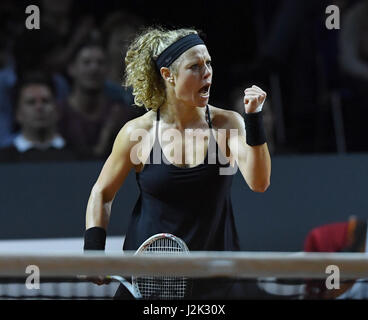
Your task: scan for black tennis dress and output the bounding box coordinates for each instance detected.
[116,105,242,299]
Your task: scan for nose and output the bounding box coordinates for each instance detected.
[90,59,105,72]
[34,97,51,113]
[88,61,99,72]
[203,64,212,79]
[34,99,44,110]
[34,103,46,115]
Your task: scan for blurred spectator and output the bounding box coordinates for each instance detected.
[59,39,138,159]
[0,5,146,153]
[0,73,76,163]
[40,0,98,76]
[336,0,368,152]
[304,0,351,153]
[0,1,22,68]
[0,27,71,149]
[339,0,368,88]
[41,0,75,39]
[13,28,70,98]
[0,33,16,148]
[101,11,145,106]
[304,217,368,299]
[0,1,29,148]
[249,0,336,153]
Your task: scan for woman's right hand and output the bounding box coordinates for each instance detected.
[77,275,112,286]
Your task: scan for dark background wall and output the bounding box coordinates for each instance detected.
[1,153,367,251]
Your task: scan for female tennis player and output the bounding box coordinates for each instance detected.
[83,27,271,299]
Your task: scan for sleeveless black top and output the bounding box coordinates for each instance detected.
[123,105,240,252]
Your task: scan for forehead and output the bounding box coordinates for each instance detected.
[77,46,105,60]
[21,84,52,97]
[180,44,210,62]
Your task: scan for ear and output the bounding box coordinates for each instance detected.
[160,67,175,85]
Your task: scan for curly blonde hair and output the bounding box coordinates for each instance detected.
[124,27,198,111]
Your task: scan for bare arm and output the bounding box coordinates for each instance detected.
[85,121,137,230]
[227,85,271,192]
[228,113,271,192]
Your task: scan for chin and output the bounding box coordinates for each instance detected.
[197,99,209,107]
[194,97,209,107]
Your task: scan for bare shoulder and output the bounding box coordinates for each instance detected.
[121,110,155,134]
[208,104,244,130]
[113,110,156,151]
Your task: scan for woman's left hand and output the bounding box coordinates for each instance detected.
[243,85,267,114]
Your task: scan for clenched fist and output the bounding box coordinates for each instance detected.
[244,85,267,114]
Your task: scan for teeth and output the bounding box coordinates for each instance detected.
[199,85,210,97]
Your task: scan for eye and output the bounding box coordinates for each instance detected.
[206,60,212,66]
[190,64,199,70]
[42,98,52,104]
[25,98,36,106]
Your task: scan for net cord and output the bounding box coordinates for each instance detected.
[1,252,368,279]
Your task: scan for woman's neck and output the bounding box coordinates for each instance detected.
[159,101,205,130]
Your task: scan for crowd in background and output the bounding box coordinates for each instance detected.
[0,0,367,163]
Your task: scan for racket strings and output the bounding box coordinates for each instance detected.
[135,237,188,300]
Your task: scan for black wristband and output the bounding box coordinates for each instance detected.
[83,227,106,251]
[244,111,266,146]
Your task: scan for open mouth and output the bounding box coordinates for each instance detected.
[199,84,211,97]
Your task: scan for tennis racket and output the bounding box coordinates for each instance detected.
[109,233,190,300]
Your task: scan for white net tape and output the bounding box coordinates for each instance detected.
[1,251,368,299]
[0,251,367,278]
